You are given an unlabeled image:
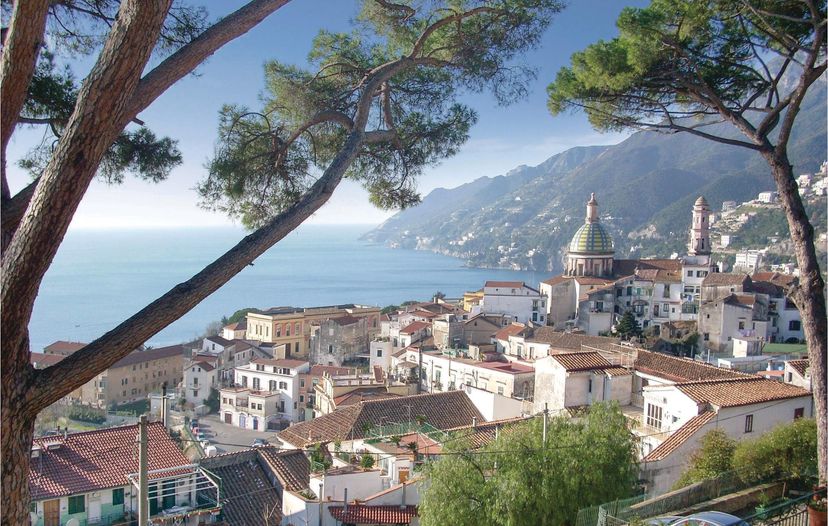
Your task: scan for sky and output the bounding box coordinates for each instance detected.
[5,0,644,229]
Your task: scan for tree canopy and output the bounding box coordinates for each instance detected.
[419,403,639,526]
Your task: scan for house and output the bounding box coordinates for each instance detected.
[198,446,309,526]
[313,366,412,417]
[43,341,86,356]
[784,359,811,390]
[77,345,184,408]
[221,320,247,340]
[246,304,381,359]
[533,352,633,412]
[277,390,484,450]
[220,359,311,430]
[479,281,546,325]
[29,423,219,526]
[298,364,355,420]
[309,315,371,367]
[181,356,218,408]
[639,377,812,494]
[498,325,621,362]
[398,321,432,348]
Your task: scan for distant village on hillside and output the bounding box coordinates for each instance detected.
[26,167,820,526]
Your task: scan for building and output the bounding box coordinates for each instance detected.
[757,191,778,204]
[246,304,381,359]
[784,359,811,390]
[533,352,633,411]
[77,345,183,408]
[733,249,763,273]
[565,193,616,277]
[181,356,218,407]
[479,281,546,324]
[220,358,311,429]
[221,321,247,340]
[43,341,86,356]
[309,315,370,367]
[313,366,413,416]
[29,423,220,526]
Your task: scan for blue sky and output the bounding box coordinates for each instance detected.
[6,0,645,229]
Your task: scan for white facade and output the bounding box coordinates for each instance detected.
[182,361,217,406]
[220,359,310,429]
[734,250,763,273]
[369,340,393,375]
[757,191,778,203]
[481,281,546,325]
[533,356,632,412]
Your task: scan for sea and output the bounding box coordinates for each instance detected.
[30,224,544,352]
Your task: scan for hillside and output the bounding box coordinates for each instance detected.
[364,79,827,272]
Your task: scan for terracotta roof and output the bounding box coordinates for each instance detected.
[485,280,527,288]
[541,275,571,286]
[30,423,190,500]
[43,341,86,354]
[702,273,751,287]
[676,377,811,407]
[494,323,527,341]
[205,335,233,346]
[634,350,748,382]
[477,361,534,374]
[334,389,401,407]
[786,359,810,377]
[277,391,484,448]
[400,321,431,334]
[443,417,530,449]
[644,411,716,462]
[752,272,797,289]
[550,352,613,372]
[199,449,281,526]
[528,327,620,351]
[189,360,215,372]
[309,364,355,377]
[30,353,65,369]
[635,268,682,283]
[329,505,418,525]
[723,294,756,307]
[223,321,247,331]
[112,345,183,369]
[574,276,615,286]
[604,367,633,377]
[257,447,310,492]
[410,309,438,319]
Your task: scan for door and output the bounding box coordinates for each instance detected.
[149,484,160,515]
[239,414,246,428]
[88,500,101,523]
[252,417,258,431]
[43,499,59,526]
[224,412,232,424]
[162,480,176,510]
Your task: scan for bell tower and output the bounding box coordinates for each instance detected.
[688,196,711,256]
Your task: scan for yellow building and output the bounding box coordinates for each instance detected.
[246,304,381,359]
[463,289,484,312]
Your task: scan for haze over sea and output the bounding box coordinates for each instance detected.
[31,225,542,353]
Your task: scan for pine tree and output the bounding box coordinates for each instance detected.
[615,311,642,340]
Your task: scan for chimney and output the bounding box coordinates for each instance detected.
[472,416,477,428]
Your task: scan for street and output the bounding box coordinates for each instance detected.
[196,414,284,454]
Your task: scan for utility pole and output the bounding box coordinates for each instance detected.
[138,415,148,526]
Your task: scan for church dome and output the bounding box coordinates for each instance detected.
[694,195,709,207]
[568,222,614,255]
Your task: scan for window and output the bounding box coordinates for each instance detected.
[300,379,305,388]
[789,320,801,331]
[744,414,754,433]
[276,325,281,337]
[279,381,288,390]
[241,376,248,387]
[295,322,301,334]
[256,364,264,371]
[376,349,383,357]
[497,385,504,395]
[328,344,333,354]
[68,495,85,514]
[269,380,277,391]
[794,408,804,420]
[286,323,291,336]
[687,270,693,277]
[588,378,592,393]
[253,378,260,390]
[300,395,304,402]
[738,321,745,330]
[646,404,663,429]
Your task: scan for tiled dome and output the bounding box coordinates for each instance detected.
[568,222,614,255]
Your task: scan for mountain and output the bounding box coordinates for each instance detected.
[364,79,827,272]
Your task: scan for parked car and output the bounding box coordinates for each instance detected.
[252,438,268,448]
[663,512,749,526]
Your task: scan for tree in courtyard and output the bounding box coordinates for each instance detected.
[615,310,643,340]
[546,0,827,482]
[0,1,563,520]
[419,403,639,526]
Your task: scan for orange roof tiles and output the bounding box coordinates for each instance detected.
[494,323,527,341]
[702,273,751,287]
[43,341,87,355]
[30,422,191,500]
[644,411,716,462]
[541,275,571,286]
[30,353,65,369]
[677,377,811,407]
[400,321,431,334]
[634,350,749,382]
[485,280,527,288]
[551,351,613,372]
[329,505,418,525]
[787,359,810,377]
[112,344,183,368]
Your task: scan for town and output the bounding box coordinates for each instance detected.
[26,186,821,526]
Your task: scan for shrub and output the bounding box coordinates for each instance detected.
[360,454,375,469]
[733,418,817,484]
[66,405,107,424]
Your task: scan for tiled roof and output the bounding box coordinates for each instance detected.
[752,272,797,289]
[477,361,534,374]
[334,389,401,407]
[677,377,811,407]
[278,391,484,448]
[494,323,527,341]
[200,449,281,526]
[30,353,65,369]
[443,417,530,449]
[551,352,613,372]
[573,276,615,286]
[634,350,748,382]
[410,309,438,319]
[43,341,87,354]
[604,367,633,377]
[485,280,527,288]
[702,273,751,287]
[787,359,810,377]
[190,360,215,372]
[112,345,183,369]
[30,423,190,500]
[330,315,361,326]
[528,327,620,351]
[400,321,431,334]
[223,321,247,330]
[635,268,682,283]
[644,411,716,462]
[257,447,310,492]
[309,364,355,377]
[329,505,418,525]
[569,221,614,255]
[541,275,571,286]
[723,294,756,307]
[205,335,233,346]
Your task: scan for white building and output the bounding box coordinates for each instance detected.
[533,352,633,412]
[182,357,218,407]
[734,250,763,273]
[220,358,310,430]
[784,359,811,390]
[480,281,546,325]
[757,191,778,203]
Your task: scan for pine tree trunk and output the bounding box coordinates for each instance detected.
[765,150,828,484]
[1,340,36,526]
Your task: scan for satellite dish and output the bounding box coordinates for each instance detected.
[66,519,80,526]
